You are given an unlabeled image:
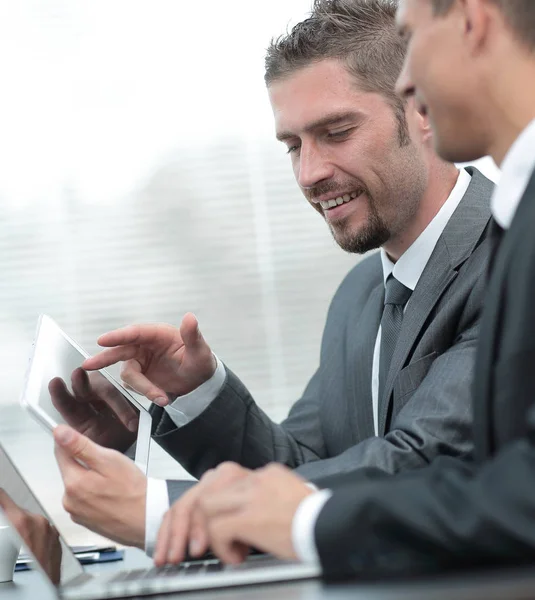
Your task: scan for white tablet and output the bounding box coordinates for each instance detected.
[20,314,152,475]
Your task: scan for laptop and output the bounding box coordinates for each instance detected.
[0,441,320,599]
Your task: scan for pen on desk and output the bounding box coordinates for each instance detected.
[71,545,116,554]
[74,552,100,562]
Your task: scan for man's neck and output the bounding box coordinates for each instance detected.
[486,61,535,166]
[383,164,460,263]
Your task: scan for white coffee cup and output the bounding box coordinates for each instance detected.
[0,526,19,583]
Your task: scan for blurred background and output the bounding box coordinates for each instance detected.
[0,1,499,546]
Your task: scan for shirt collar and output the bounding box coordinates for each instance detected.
[491,118,535,230]
[380,168,471,291]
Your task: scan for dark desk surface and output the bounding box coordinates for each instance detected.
[2,548,535,600]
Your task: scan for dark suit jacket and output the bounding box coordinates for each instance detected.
[152,168,494,503]
[313,169,535,579]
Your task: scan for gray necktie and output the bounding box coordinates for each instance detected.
[378,275,412,402]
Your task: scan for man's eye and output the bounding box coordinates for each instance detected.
[286,145,300,155]
[327,129,353,140]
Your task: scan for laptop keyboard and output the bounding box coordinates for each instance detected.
[108,559,224,584]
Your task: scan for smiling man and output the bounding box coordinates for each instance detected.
[52,0,496,558]
[137,0,535,581]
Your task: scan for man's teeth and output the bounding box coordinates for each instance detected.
[320,190,359,210]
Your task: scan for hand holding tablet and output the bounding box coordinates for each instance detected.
[20,315,152,474]
[48,368,139,453]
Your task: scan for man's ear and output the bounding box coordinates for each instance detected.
[407,97,432,144]
[460,0,492,55]
[419,111,433,144]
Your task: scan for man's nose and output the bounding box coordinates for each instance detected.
[297,142,334,189]
[396,57,416,101]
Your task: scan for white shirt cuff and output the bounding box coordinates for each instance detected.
[164,355,226,428]
[144,478,170,556]
[291,489,332,566]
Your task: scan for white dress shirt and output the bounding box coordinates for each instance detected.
[491,118,535,230]
[144,168,472,557]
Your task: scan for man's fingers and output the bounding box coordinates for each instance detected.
[85,324,181,357]
[163,484,204,565]
[71,368,91,399]
[49,377,73,403]
[180,313,208,352]
[86,372,139,431]
[154,510,173,567]
[0,488,19,513]
[188,507,209,558]
[206,515,250,565]
[165,508,193,565]
[121,361,169,407]
[186,464,249,557]
[82,345,140,371]
[53,425,106,472]
[49,378,89,425]
[98,324,180,348]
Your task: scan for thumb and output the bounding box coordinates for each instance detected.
[53,425,106,472]
[180,313,208,351]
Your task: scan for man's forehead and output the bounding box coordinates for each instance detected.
[270,65,381,117]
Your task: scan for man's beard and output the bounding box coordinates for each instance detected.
[328,196,390,254]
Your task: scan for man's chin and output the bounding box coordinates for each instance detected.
[331,228,388,255]
[433,126,486,164]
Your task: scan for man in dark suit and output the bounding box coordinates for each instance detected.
[144,0,535,580]
[51,0,494,554]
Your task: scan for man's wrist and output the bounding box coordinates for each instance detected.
[164,356,226,428]
[291,489,332,566]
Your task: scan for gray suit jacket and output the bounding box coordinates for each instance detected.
[153,168,494,502]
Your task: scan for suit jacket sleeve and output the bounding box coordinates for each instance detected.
[315,349,535,579]
[151,363,328,479]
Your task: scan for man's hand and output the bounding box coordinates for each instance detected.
[154,462,252,567]
[50,368,138,452]
[0,489,62,584]
[82,313,216,406]
[155,463,313,567]
[197,464,312,564]
[53,424,147,548]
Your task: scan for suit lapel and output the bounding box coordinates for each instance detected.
[377,167,494,436]
[472,169,535,459]
[347,281,384,443]
[378,241,457,435]
[471,225,507,459]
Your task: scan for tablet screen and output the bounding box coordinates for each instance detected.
[22,315,151,473]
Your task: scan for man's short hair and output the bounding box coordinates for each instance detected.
[431,0,535,51]
[264,0,410,145]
